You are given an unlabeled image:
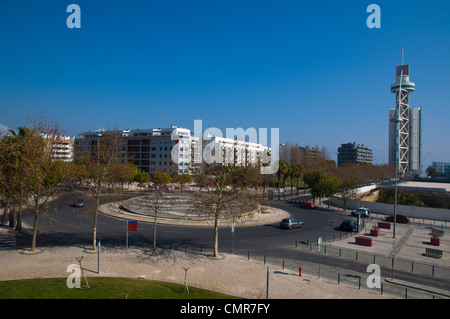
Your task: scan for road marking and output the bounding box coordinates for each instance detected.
[66,224,83,229]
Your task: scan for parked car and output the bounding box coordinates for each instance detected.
[351,207,370,218]
[73,199,85,207]
[300,202,316,209]
[280,218,303,230]
[386,214,410,224]
[340,220,357,232]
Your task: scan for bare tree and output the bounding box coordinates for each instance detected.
[75,129,128,250]
[189,165,261,257]
[138,185,174,253]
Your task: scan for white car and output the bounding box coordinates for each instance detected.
[351,208,370,218]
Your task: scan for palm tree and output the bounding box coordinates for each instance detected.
[291,164,301,195]
[288,164,295,196]
[0,127,34,231]
[276,160,288,199]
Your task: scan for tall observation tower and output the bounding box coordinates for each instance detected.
[389,62,421,175]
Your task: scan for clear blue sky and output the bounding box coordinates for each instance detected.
[0,0,449,169]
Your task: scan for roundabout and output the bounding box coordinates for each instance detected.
[98,192,290,228]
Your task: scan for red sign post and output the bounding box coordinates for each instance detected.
[128,220,138,231]
[126,221,137,248]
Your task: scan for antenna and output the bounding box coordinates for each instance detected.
[401,45,404,65]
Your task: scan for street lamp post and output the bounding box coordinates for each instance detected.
[278,143,285,200]
[391,114,400,239]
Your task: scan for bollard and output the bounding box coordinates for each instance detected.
[97,241,101,274]
[299,267,302,276]
[283,260,285,270]
[338,273,340,285]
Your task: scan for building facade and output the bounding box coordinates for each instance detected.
[42,134,75,162]
[76,125,271,176]
[337,142,373,166]
[432,162,450,178]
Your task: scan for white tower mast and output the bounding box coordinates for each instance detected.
[390,53,415,175]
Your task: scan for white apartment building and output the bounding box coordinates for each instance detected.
[42,134,75,162]
[199,135,270,169]
[77,125,271,176]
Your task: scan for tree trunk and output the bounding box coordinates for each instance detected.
[31,210,39,251]
[290,177,293,196]
[153,213,158,252]
[15,206,23,231]
[92,195,100,250]
[213,214,219,257]
[277,176,281,200]
[2,202,9,225]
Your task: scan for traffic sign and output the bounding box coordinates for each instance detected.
[128,220,138,231]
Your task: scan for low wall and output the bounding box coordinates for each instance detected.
[330,197,450,222]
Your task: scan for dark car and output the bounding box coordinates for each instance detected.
[340,220,357,232]
[280,218,303,230]
[300,202,316,209]
[73,199,85,207]
[386,214,410,224]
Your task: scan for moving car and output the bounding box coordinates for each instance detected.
[300,202,316,209]
[351,207,370,218]
[73,199,85,207]
[280,218,303,230]
[386,214,410,224]
[340,220,357,232]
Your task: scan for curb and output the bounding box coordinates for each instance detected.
[98,202,290,228]
[385,278,450,298]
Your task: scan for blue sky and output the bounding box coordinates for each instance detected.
[0,0,449,169]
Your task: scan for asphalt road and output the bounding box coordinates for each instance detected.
[17,190,350,252]
[14,190,450,297]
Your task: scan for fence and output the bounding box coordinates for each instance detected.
[118,234,450,299]
[14,220,450,299]
[330,197,450,222]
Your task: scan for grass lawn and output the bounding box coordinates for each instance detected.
[0,277,236,299]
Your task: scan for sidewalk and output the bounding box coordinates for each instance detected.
[0,230,397,299]
[327,218,449,268]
